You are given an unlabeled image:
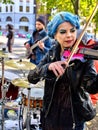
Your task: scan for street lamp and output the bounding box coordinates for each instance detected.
[33,0,36,29]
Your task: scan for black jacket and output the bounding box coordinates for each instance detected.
[28,42,98,122]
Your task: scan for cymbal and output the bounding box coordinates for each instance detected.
[5,60,36,70]
[0,50,8,58]
[0,50,19,59]
[7,53,19,59]
[11,78,30,88]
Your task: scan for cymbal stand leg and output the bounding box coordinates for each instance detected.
[33,112,40,130]
[20,69,26,77]
[1,57,6,130]
[26,87,31,130]
[18,96,24,130]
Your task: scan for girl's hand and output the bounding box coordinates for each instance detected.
[48,61,68,77]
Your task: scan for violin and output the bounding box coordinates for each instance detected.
[65,4,98,65]
[62,41,98,62]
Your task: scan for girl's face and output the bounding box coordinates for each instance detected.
[55,22,77,50]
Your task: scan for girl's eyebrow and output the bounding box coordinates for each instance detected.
[70,27,76,31]
[58,27,75,32]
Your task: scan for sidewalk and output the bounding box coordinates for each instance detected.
[86,102,98,130]
[0,36,27,58]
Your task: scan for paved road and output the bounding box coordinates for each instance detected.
[0,36,28,58]
[0,36,30,75]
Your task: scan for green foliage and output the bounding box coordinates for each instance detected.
[0,0,14,4]
[36,0,97,18]
[36,0,98,33]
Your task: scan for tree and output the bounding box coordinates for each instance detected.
[37,0,98,35]
[71,0,80,15]
[0,0,14,4]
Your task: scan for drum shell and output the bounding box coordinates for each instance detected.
[0,71,20,100]
[22,87,44,109]
[0,78,19,100]
[22,94,43,108]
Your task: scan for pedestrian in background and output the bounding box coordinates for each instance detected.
[6,24,14,53]
[28,12,98,130]
[24,16,51,65]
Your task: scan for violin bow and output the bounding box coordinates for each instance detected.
[66,3,98,64]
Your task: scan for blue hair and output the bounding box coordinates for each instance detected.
[47,12,80,38]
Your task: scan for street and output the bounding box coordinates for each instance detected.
[0,36,31,81]
[0,36,28,58]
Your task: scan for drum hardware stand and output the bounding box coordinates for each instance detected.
[3,82,10,94]
[33,112,40,130]
[0,57,7,130]
[20,69,26,77]
[18,96,24,130]
[24,87,31,130]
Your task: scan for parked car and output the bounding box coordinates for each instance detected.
[26,33,32,39]
[17,31,27,38]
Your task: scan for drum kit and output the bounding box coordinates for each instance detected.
[0,49,44,130]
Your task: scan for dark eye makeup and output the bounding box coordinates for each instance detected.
[59,27,76,34]
[70,28,76,32]
[59,29,66,34]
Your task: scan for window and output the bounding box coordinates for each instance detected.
[10,6,13,12]
[6,16,12,22]
[26,0,30,3]
[19,6,23,12]
[0,7,2,12]
[6,6,8,12]
[20,17,29,22]
[26,6,29,12]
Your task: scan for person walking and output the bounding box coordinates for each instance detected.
[27,12,98,130]
[6,24,14,53]
[24,16,51,65]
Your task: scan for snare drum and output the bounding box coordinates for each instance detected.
[0,71,20,100]
[22,87,44,108]
[4,101,19,120]
[3,101,23,130]
[4,120,20,130]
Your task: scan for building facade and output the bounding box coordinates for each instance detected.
[0,0,36,33]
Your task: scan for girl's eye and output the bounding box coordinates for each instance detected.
[70,28,76,33]
[59,29,66,34]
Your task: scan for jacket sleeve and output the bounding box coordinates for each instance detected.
[28,37,34,46]
[42,38,52,53]
[28,51,53,84]
[82,60,98,94]
[28,43,60,84]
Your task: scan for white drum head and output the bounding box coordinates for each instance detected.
[23,87,44,99]
[4,120,20,130]
[0,71,20,81]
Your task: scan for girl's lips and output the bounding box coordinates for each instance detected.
[65,40,73,43]
[65,40,73,44]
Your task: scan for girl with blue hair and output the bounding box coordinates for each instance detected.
[28,12,98,130]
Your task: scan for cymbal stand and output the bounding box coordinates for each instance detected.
[18,95,24,130]
[33,112,40,130]
[0,57,6,130]
[20,69,26,77]
[26,87,31,130]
